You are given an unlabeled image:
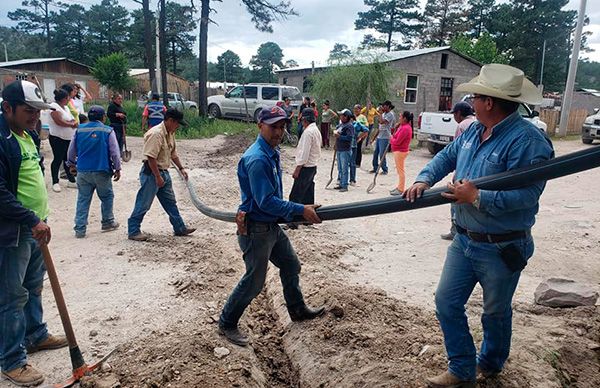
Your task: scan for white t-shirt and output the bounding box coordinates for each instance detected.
[72,96,85,114]
[48,102,76,140]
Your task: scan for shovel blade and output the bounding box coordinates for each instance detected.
[121,150,132,162]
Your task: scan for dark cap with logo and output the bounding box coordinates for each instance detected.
[258,106,289,124]
[2,80,54,110]
[165,108,188,126]
[451,101,474,116]
[337,108,354,119]
[87,105,106,121]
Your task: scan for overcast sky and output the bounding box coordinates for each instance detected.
[1,0,598,67]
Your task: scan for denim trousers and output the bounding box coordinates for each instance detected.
[219,223,304,328]
[435,233,534,381]
[74,171,115,234]
[372,138,389,173]
[337,150,351,188]
[0,227,49,372]
[350,147,358,183]
[127,169,186,236]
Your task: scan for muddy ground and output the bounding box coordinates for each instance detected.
[6,133,599,388]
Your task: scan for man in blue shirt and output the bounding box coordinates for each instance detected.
[404,64,554,387]
[67,106,121,238]
[219,106,323,346]
[333,109,355,192]
[142,93,166,132]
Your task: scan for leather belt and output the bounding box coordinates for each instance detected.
[455,225,528,243]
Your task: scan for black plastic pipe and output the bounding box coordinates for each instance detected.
[179,145,600,224]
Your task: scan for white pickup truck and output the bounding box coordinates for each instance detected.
[418,95,548,154]
[137,92,197,110]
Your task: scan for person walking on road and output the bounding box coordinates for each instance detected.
[389,111,413,196]
[67,106,121,238]
[370,100,395,175]
[218,106,324,347]
[142,93,166,133]
[441,101,477,240]
[48,88,78,192]
[289,107,321,205]
[404,64,554,388]
[0,80,68,387]
[127,109,196,241]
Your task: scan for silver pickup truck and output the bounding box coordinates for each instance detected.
[418,95,548,154]
[582,108,600,144]
[137,92,197,110]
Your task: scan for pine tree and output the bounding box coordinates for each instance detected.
[422,0,467,47]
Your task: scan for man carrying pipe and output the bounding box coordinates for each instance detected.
[218,106,324,347]
[404,64,554,388]
[0,80,68,387]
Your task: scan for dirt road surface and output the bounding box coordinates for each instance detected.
[5,134,598,388]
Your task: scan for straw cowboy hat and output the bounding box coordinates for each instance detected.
[456,63,542,105]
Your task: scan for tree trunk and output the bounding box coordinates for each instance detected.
[142,0,156,92]
[45,1,52,56]
[159,0,168,106]
[198,0,209,116]
[387,6,395,52]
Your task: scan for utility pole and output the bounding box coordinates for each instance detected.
[539,39,546,87]
[558,0,587,137]
[159,0,168,106]
[2,43,7,62]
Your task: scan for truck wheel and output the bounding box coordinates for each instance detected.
[582,138,593,145]
[208,104,221,118]
[427,142,446,155]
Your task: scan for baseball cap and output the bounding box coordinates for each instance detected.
[87,105,106,120]
[165,108,188,126]
[2,80,54,110]
[337,108,354,119]
[258,106,288,124]
[301,107,316,123]
[450,101,474,116]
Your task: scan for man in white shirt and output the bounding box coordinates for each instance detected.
[289,107,322,205]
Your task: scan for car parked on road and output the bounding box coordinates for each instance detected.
[207,84,303,122]
[582,108,600,144]
[418,95,548,154]
[137,92,197,110]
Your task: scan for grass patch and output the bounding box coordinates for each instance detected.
[86,100,257,139]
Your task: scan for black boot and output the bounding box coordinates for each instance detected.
[218,326,249,346]
[288,304,325,322]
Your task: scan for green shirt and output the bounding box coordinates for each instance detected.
[322,108,335,123]
[12,131,49,221]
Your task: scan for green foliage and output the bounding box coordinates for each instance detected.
[126,9,154,68]
[165,2,197,74]
[284,59,299,68]
[576,60,600,90]
[53,5,91,64]
[422,0,467,47]
[359,34,388,50]
[0,26,46,60]
[250,42,284,83]
[7,0,63,56]
[216,50,243,82]
[239,0,298,33]
[92,53,136,92]
[87,0,130,57]
[450,33,508,64]
[328,43,352,64]
[309,56,398,112]
[466,0,495,38]
[355,0,423,52]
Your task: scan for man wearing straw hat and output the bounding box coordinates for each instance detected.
[404,64,554,387]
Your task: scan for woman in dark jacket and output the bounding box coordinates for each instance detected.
[107,93,127,152]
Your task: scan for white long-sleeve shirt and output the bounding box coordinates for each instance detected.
[295,122,322,167]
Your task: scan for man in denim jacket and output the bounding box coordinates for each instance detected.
[404,64,554,387]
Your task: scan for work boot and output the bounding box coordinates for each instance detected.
[2,364,44,387]
[440,232,455,241]
[288,304,325,322]
[26,334,68,354]
[101,222,120,232]
[426,371,475,388]
[128,232,149,241]
[175,228,196,237]
[218,326,249,347]
[477,365,500,379]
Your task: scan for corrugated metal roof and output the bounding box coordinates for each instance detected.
[0,58,67,67]
[579,88,600,97]
[276,46,474,73]
[129,69,150,76]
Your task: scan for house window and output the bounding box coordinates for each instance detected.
[302,76,313,93]
[441,53,449,69]
[404,75,418,104]
[439,77,454,111]
[282,77,288,85]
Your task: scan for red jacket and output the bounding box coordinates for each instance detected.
[391,123,412,152]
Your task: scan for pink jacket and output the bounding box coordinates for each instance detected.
[391,123,412,152]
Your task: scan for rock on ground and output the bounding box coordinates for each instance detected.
[534,278,599,307]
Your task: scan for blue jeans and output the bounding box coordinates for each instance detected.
[219,223,304,328]
[350,147,358,183]
[127,169,186,236]
[0,227,49,372]
[74,171,115,234]
[337,150,351,188]
[435,233,534,381]
[297,122,303,139]
[372,138,389,173]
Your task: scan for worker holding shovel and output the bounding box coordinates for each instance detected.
[0,80,68,387]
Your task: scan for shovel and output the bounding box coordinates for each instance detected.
[366,144,390,193]
[325,146,337,189]
[40,244,114,388]
[121,124,131,162]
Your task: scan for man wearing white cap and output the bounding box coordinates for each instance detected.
[404,64,554,387]
[0,80,68,386]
